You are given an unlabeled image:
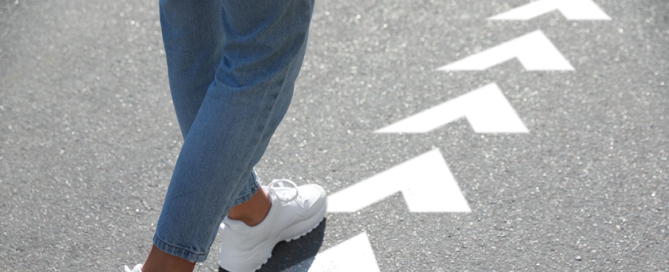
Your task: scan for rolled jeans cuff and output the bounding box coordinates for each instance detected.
[232,169,261,207]
[153,233,209,262]
[152,170,260,262]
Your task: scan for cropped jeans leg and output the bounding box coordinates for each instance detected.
[154,0,315,263]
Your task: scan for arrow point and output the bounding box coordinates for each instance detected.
[376,83,529,134]
[488,0,611,21]
[308,232,380,272]
[328,149,471,213]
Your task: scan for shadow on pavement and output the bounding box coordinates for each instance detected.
[219,218,327,272]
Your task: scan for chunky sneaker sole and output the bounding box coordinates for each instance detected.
[218,216,325,272]
[218,182,327,272]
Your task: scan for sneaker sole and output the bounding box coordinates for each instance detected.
[219,203,327,272]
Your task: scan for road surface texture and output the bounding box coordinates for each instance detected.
[1,0,667,271]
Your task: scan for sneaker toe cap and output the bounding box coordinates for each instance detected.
[299,184,327,209]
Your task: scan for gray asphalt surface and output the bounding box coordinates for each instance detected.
[1,0,668,271]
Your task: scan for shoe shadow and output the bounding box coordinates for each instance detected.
[219,218,327,272]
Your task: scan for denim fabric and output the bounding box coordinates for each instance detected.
[154,0,315,262]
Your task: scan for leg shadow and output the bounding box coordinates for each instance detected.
[219,217,327,272]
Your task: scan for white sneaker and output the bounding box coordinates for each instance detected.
[124,264,142,272]
[218,179,327,272]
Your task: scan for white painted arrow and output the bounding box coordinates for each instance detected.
[436,30,574,71]
[488,0,611,21]
[308,232,380,272]
[328,149,471,213]
[376,83,528,134]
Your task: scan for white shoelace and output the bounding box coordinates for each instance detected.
[267,179,304,208]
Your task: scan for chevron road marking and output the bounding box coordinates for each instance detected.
[436,30,574,71]
[308,232,380,272]
[376,83,528,134]
[327,149,471,213]
[488,0,611,21]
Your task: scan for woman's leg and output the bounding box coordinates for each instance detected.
[150,0,315,266]
[144,1,227,270]
[159,0,223,140]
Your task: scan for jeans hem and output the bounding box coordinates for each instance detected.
[231,171,261,207]
[153,233,209,263]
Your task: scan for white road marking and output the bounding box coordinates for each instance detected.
[308,232,380,272]
[376,83,528,134]
[328,149,471,213]
[436,30,574,71]
[488,0,611,21]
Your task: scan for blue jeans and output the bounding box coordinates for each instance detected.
[154,0,315,262]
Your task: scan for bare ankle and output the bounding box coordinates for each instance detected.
[228,187,271,226]
[142,245,195,272]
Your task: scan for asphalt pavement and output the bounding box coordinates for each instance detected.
[1,0,668,271]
